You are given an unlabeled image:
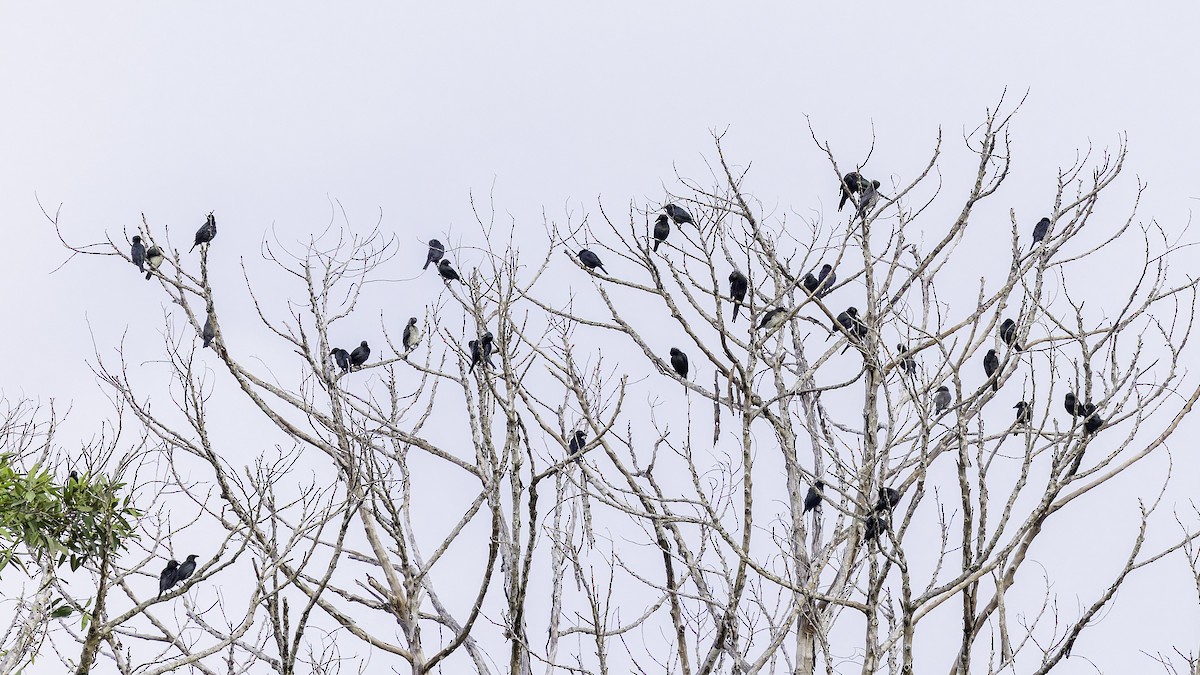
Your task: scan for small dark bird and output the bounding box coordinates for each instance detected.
[468,340,481,371]
[1014,401,1032,429]
[652,214,670,252]
[863,513,884,542]
[145,246,164,280]
[800,264,835,298]
[758,307,788,332]
[857,180,881,221]
[1032,217,1051,244]
[875,487,901,512]
[729,269,748,321]
[897,344,916,376]
[190,213,216,252]
[68,470,79,483]
[201,315,215,349]
[1082,403,1104,434]
[402,318,422,353]
[803,480,825,514]
[423,239,445,270]
[578,249,607,274]
[1064,392,1087,417]
[835,307,868,340]
[669,348,689,379]
[934,385,952,413]
[131,236,146,274]
[999,318,1023,351]
[158,560,179,597]
[349,341,370,371]
[175,554,198,585]
[437,259,460,283]
[839,172,864,212]
[983,349,1000,391]
[664,203,694,226]
[479,331,496,369]
[330,348,350,373]
[568,429,587,457]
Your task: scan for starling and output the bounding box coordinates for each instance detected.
[863,513,884,542]
[568,429,587,457]
[423,239,445,270]
[1000,318,1023,351]
[1032,217,1051,244]
[478,331,496,369]
[857,180,881,221]
[839,172,864,212]
[201,315,215,349]
[468,340,482,371]
[1082,403,1104,434]
[669,348,689,379]
[1064,392,1087,417]
[190,213,216,252]
[652,214,670,252]
[158,560,179,597]
[983,349,999,391]
[729,269,748,321]
[175,554,198,585]
[934,385,952,413]
[664,203,694,226]
[1013,401,1032,428]
[874,487,901,512]
[897,344,916,376]
[145,246,164,281]
[803,480,825,514]
[437,259,460,283]
[131,236,146,274]
[330,348,350,373]
[349,341,370,371]
[578,249,607,274]
[758,307,788,332]
[835,307,868,340]
[402,318,422,353]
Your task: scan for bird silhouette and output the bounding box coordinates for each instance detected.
[158,560,179,598]
[983,349,999,391]
[478,331,496,369]
[803,264,836,298]
[669,348,689,379]
[856,180,881,221]
[330,348,350,373]
[839,172,863,212]
[201,315,215,349]
[664,203,694,226]
[568,429,587,458]
[402,318,422,353]
[728,269,748,321]
[437,259,460,283]
[578,249,607,274]
[468,340,481,371]
[1082,403,1104,434]
[652,214,670,252]
[863,513,884,542]
[896,344,917,376]
[803,480,825,514]
[349,341,370,371]
[1032,217,1051,244]
[1064,392,1087,417]
[423,239,445,270]
[835,307,868,340]
[874,487,901,513]
[1013,401,1032,431]
[190,213,216,252]
[131,236,146,274]
[175,554,198,585]
[934,385,952,413]
[1000,318,1023,351]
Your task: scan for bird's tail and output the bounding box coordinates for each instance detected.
[145,270,153,281]
[423,260,431,270]
[732,303,740,321]
[1015,342,1024,352]
[992,380,998,392]
[599,266,608,275]
[653,240,661,252]
[203,338,212,349]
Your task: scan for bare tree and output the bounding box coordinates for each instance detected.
[36,97,1200,674]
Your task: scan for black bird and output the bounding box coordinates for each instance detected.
[934,385,952,413]
[983,349,999,391]
[803,480,825,514]
[839,172,864,212]
[145,246,164,281]
[349,341,370,371]
[131,236,146,274]
[479,331,496,369]
[578,249,607,274]
[68,470,79,483]
[201,315,215,349]
[158,560,179,598]
[834,307,868,340]
[402,318,422,353]
[863,513,884,542]
[857,180,881,221]
[728,269,748,321]
[652,214,670,252]
[669,348,689,379]
[175,554,198,585]
[190,213,216,252]
[1000,318,1023,351]
[437,259,460,283]
[803,264,836,298]
[874,487,901,512]
[1082,403,1104,434]
[758,307,788,332]
[1064,392,1087,417]
[423,239,445,270]
[330,348,350,373]
[1032,217,1051,244]
[568,429,587,457]
[664,203,694,226]
[1013,401,1032,429]
[897,344,916,376]
[468,340,481,371]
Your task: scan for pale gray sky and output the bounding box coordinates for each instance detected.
[2,3,1197,671]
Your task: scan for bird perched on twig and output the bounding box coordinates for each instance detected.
[728,269,748,321]
[934,386,952,413]
[479,331,496,369]
[669,348,689,379]
[758,307,788,332]
[803,264,835,298]
[349,341,371,371]
[803,481,825,514]
[896,344,916,376]
[1064,392,1087,417]
[175,554,198,586]
[330,348,350,373]
[983,349,999,391]
[1082,403,1104,434]
[423,239,445,270]
[664,203,694,226]
[145,246,163,280]
[856,180,881,221]
[652,214,670,252]
[191,213,216,252]
[1032,217,1051,245]
[834,307,868,340]
[1013,401,1032,433]
[578,249,607,275]
[402,318,422,353]
[839,172,864,212]
[568,429,587,459]
[158,560,179,598]
[201,315,215,349]
[131,236,146,274]
[874,487,901,513]
[863,513,884,542]
[1000,318,1023,351]
[437,259,460,283]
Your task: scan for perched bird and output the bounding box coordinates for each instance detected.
[934,385,952,413]
[175,554,199,585]
[201,315,215,349]
[803,480,825,514]
[349,341,371,371]
[1082,403,1104,434]
[1000,318,1023,351]
[856,180,881,221]
[664,203,694,226]
[402,318,422,353]
[437,259,460,283]
[863,513,884,542]
[423,239,445,270]
[478,331,496,369]
[669,348,689,379]
[758,307,788,332]
[839,172,864,212]
[834,307,868,340]
[568,429,587,457]
[468,340,481,371]
[1064,392,1087,417]
[1032,217,1051,244]
[158,560,179,597]
[330,348,350,373]
[983,349,1000,391]
[131,236,146,274]
[728,269,748,321]
[802,264,836,298]
[1014,401,1032,426]
[145,246,164,281]
[190,213,216,252]
[875,487,901,512]
[652,214,670,252]
[896,344,916,376]
[578,249,607,274]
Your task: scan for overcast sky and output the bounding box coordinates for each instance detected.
[2,3,1197,671]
